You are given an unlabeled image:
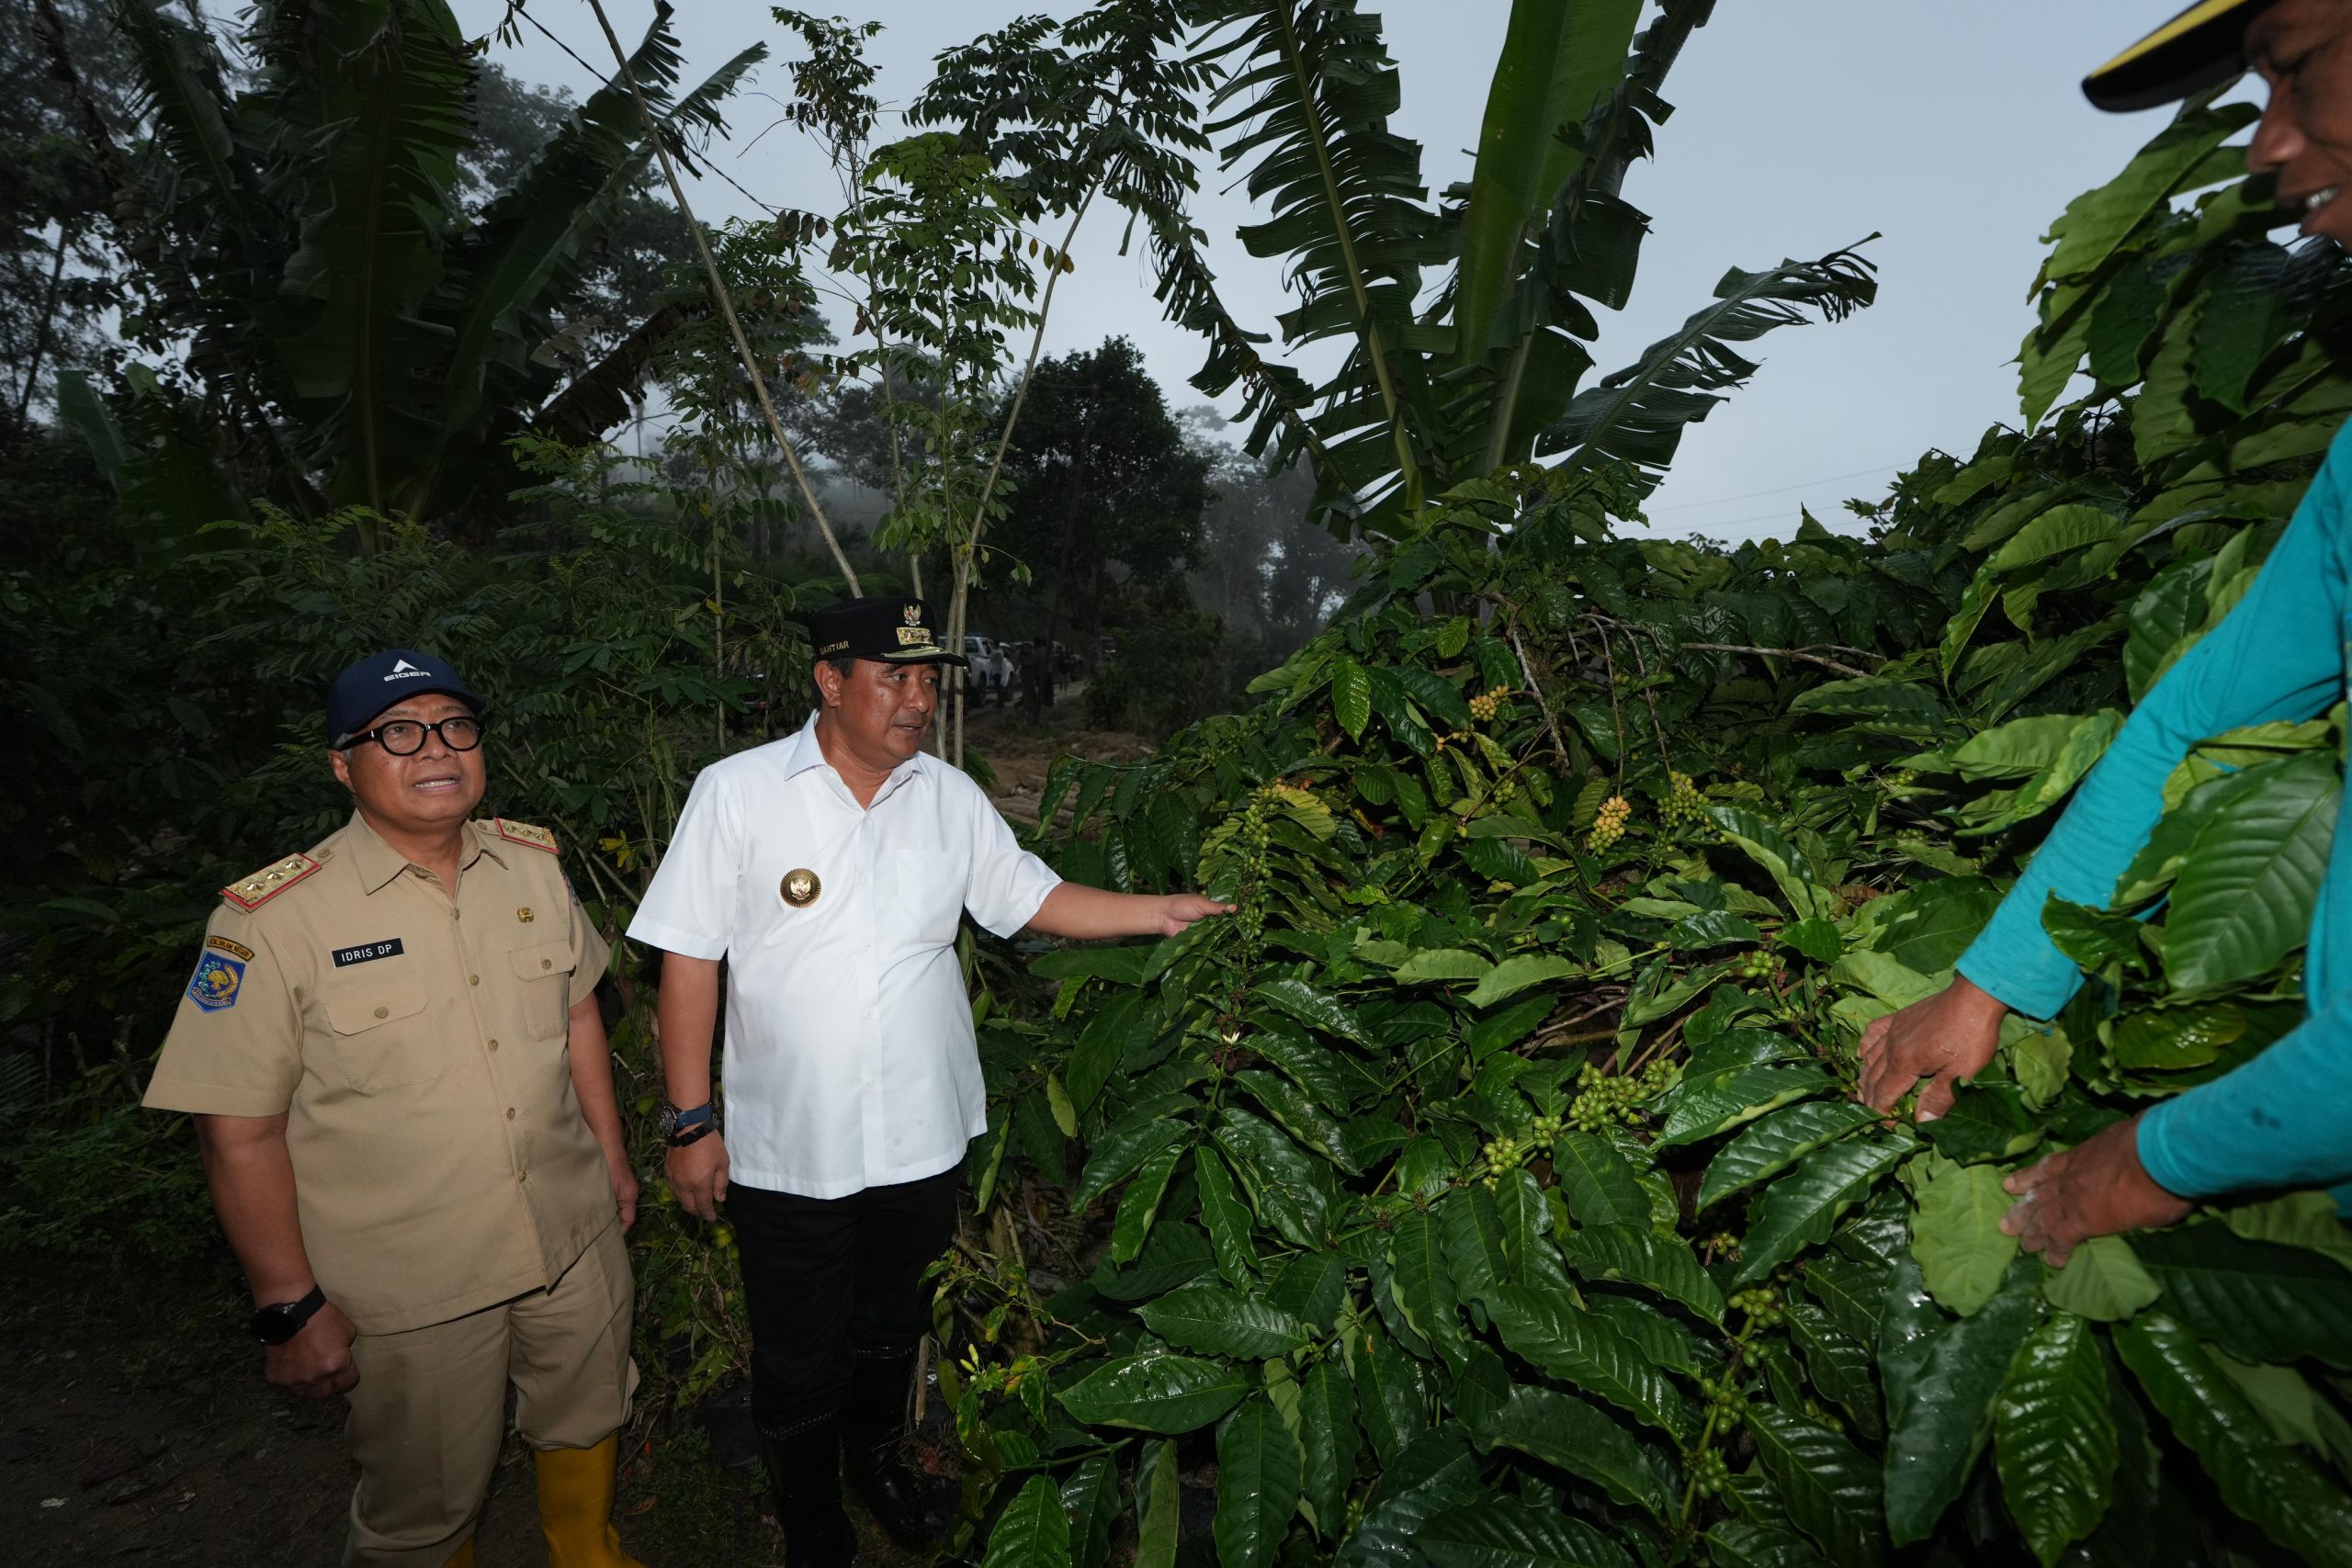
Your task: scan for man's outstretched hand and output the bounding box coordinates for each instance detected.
[2000,1115,2192,1268]
[1153,894,1236,937]
[1028,883,1234,942]
[1856,974,2008,1122]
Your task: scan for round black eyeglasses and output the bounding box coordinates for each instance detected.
[345,716,486,755]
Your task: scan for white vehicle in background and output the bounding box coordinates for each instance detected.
[963,634,1007,698]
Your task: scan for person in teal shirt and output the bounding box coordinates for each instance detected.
[1860,0,2352,1265]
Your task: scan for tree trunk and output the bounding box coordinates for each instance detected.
[11,222,74,442]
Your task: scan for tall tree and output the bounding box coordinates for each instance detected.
[1188,440,1356,649]
[5,0,131,443]
[991,336,1212,671]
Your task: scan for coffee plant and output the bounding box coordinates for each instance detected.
[935,101,2352,1568]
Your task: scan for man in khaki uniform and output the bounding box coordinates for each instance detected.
[143,650,646,1568]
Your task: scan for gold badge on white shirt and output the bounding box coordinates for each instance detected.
[781,869,821,908]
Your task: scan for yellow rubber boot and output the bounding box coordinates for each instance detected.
[535,1434,649,1568]
[443,1540,478,1568]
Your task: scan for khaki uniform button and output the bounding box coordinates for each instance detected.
[469,974,480,987]
[540,959,552,971]
[373,1006,389,1020]
[487,1039,499,1053]
[505,1107,516,1121]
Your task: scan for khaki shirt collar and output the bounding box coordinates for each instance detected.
[342,810,508,895]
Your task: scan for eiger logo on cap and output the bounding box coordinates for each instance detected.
[385,659,428,682]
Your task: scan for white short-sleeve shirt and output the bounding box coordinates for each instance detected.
[628,712,1062,1197]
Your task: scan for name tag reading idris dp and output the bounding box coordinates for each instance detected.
[333,938,406,968]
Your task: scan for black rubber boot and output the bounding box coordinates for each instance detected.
[840,1350,951,1549]
[760,1419,860,1568]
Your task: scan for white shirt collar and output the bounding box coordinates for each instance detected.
[780,709,928,802]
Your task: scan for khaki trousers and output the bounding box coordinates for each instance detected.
[342,1221,639,1567]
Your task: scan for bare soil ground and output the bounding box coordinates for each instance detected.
[0,1247,980,1564]
[957,682,1156,825]
[1,700,1156,1566]
[0,1253,687,1566]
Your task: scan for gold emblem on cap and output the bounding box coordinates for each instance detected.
[517,906,536,923]
[903,602,922,625]
[781,869,821,908]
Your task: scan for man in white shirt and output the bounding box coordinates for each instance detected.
[628,597,1227,1567]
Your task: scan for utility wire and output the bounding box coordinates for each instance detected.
[507,3,786,220]
[1678,505,1851,535]
[1645,461,1904,513]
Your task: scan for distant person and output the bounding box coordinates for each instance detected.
[143,651,643,1568]
[1861,0,2352,1262]
[627,598,1231,1567]
[990,641,1014,706]
[1022,639,1054,721]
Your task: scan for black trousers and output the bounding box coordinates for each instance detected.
[726,1168,959,1438]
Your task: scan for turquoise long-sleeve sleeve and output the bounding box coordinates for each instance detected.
[1955,451,2346,1018]
[2135,992,2352,1201]
[1953,423,2352,1203]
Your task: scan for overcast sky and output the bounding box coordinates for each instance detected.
[452,1,2208,543]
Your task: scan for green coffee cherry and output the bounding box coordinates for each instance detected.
[1660,771,1708,828]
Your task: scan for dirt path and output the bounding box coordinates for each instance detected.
[0,1245,962,1566]
[956,681,1157,825]
[0,1256,585,1565]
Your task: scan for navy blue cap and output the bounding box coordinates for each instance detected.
[326,650,483,744]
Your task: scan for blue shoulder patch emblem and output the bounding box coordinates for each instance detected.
[187,952,245,1012]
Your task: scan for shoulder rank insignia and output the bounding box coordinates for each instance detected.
[220,852,323,912]
[493,818,560,854]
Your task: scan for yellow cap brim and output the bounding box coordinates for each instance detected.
[2084,0,2277,112]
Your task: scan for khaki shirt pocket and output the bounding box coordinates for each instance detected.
[319,987,438,1092]
[509,939,575,1040]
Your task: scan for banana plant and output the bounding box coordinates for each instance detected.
[54,0,760,547]
[1169,0,1875,538]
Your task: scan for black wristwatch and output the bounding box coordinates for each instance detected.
[250,1284,328,1346]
